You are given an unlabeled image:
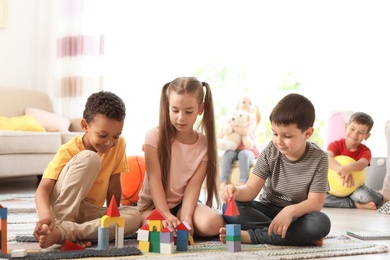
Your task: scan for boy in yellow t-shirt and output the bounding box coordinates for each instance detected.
[33,91,141,248]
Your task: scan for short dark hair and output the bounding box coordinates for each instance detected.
[269,93,315,132]
[83,91,126,123]
[349,112,374,133]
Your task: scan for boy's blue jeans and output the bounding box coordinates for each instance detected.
[324,185,384,208]
[223,200,331,246]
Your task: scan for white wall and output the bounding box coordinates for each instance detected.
[1,0,389,157]
[0,0,56,96]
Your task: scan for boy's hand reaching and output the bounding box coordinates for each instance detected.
[220,184,238,203]
[268,206,294,238]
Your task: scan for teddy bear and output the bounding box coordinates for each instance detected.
[218,109,255,151]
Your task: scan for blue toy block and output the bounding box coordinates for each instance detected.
[176,230,189,241]
[176,240,188,251]
[226,224,241,236]
[98,227,110,250]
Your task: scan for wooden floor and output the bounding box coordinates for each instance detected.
[1,176,390,259]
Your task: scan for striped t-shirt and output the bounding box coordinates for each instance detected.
[253,141,329,208]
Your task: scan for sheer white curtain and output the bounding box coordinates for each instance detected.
[54,0,105,119]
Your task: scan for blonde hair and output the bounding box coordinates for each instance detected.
[158,77,220,208]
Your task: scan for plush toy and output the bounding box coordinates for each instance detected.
[218,109,254,151]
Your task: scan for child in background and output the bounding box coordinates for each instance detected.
[137,76,224,237]
[33,91,141,248]
[219,95,260,190]
[324,112,383,209]
[220,93,331,246]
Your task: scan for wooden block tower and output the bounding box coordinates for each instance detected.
[0,204,7,254]
[175,221,191,252]
[98,195,124,250]
[137,209,192,254]
[224,198,241,252]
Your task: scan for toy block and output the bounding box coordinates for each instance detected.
[138,240,150,252]
[62,240,85,251]
[188,235,194,245]
[146,208,167,221]
[106,195,121,217]
[160,242,174,254]
[176,220,191,231]
[115,227,124,248]
[224,198,240,216]
[160,226,174,243]
[149,231,160,244]
[150,240,160,253]
[11,249,27,257]
[226,235,241,241]
[101,215,125,228]
[226,240,241,252]
[0,205,7,255]
[0,205,6,219]
[176,239,188,251]
[98,227,110,250]
[226,224,241,236]
[176,230,189,242]
[137,225,149,241]
[225,224,241,252]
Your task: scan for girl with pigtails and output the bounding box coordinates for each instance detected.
[137,76,224,237]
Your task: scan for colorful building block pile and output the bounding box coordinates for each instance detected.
[137,208,191,254]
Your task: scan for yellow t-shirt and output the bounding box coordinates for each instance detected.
[43,135,128,206]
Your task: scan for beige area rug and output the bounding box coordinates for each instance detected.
[1,196,389,259]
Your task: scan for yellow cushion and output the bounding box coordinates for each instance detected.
[328,155,365,197]
[0,115,46,132]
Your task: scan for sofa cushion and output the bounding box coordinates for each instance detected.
[0,131,61,154]
[25,107,71,132]
[0,115,46,132]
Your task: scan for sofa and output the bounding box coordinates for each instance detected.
[0,87,83,179]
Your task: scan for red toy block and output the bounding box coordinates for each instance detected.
[106,195,120,217]
[224,198,240,216]
[62,240,85,251]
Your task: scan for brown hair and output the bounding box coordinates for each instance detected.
[269,93,315,132]
[349,112,374,133]
[158,77,220,208]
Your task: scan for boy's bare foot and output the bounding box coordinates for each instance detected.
[312,238,324,246]
[38,224,61,248]
[219,227,251,244]
[219,227,227,243]
[355,201,377,210]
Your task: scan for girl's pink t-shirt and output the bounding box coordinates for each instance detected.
[137,127,208,210]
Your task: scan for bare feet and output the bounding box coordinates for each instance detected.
[312,237,324,246]
[355,201,377,210]
[219,227,227,243]
[38,224,62,248]
[219,227,251,244]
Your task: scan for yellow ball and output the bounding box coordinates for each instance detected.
[328,155,365,197]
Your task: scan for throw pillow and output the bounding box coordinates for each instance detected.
[25,107,70,132]
[0,115,46,132]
